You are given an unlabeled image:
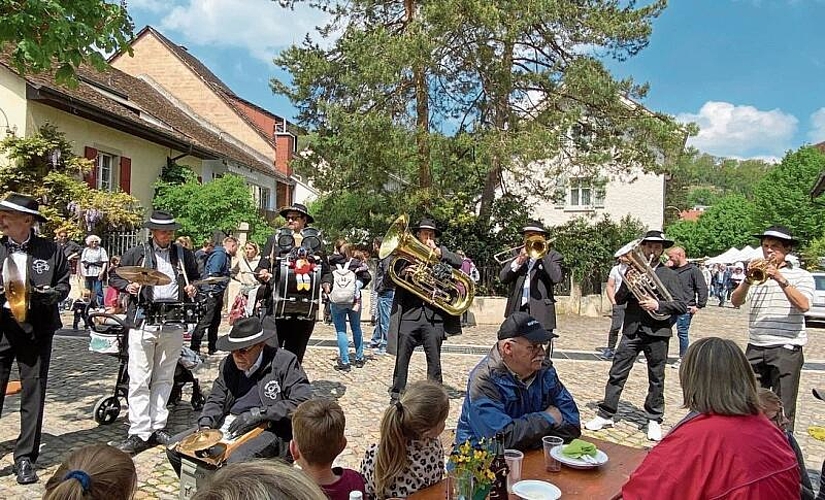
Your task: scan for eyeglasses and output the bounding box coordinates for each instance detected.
[285,214,304,221]
[233,345,258,355]
[509,339,549,354]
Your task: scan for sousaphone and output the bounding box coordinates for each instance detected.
[2,257,28,324]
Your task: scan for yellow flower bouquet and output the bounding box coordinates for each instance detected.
[446,439,496,500]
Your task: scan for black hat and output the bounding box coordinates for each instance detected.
[215,317,278,352]
[0,193,47,223]
[640,230,674,249]
[752,225,799,246]
[813,388,825,402]
[143,210,182,230]
[522,219,549,235]
[279,203,315,224]
[413,218,441,236]
[497,312,558,342]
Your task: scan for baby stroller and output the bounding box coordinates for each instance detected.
[88,312,206,425]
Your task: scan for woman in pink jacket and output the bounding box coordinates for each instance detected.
[621,337,799,500]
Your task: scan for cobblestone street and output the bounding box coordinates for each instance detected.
[2,304,825,498]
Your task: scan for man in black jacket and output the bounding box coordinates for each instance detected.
[109,210,200,455]
[585,231,688,442]
[0,193,70,484]
[499,220,564,334]
[387,218,462,403]
[666,246,708,368]
[255,203,331,363]
[165,317,312,475]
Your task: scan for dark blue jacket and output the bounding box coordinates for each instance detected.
[203,245,231,294]
[455,345,581,451]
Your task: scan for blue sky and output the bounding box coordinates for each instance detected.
[126,0,825,161]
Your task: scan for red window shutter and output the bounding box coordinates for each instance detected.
[119,156,131,194]
[84,147,98,188]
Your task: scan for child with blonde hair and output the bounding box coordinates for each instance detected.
[290,399,366,499]
[360,380,449,498]
[43,444,136,500]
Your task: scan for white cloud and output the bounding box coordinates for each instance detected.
[676,101,798,158]
[128,0,169,13]
[158,0,331,63]
[808,108,825,144]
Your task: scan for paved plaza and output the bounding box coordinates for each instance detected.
[2,304,825,498]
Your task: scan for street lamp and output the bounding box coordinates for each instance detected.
[0,106,16,135]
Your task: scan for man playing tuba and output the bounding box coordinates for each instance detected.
[585,230,687,442]
[387,217,462,404]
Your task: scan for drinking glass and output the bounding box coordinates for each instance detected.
[542,436,564,472]
[504,449,524,493]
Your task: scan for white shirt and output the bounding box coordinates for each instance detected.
[746,267,815,347]
[152,245,179,301]
[609,264,627,291]
[511,258,537,306]
[244,350,265,378]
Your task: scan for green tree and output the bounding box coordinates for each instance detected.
[666,194,758,257]
[751,146,825,246]
[0,0,134,86]
[0,124,142,238]
[152,173,272,246]
[274,0,687,227]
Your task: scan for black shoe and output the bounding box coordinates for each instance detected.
[114,435,152,455]
[150,429,174,446]
[334,362,351,372]
[13,458,37,484]
[353,358,365,368]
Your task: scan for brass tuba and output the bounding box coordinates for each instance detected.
[379,215,475,316]
[618,239,674,321]
[2,256,28,324]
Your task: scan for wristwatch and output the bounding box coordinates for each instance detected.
[778,279,791,288]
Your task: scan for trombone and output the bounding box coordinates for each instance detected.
[493,235,552,264]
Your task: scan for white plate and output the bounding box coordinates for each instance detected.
[512,479,562,500]
[550,445,609,469]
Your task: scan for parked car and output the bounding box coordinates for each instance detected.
[805,272,825,321]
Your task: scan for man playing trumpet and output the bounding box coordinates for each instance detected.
[731,226,814,431]
[499,220,564,334]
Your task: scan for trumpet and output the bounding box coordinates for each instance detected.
[746,256,780,285]
[493,235,551,264]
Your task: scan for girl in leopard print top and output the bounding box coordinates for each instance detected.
[360,381,449,499]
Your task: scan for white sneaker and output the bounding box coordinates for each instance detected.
[647,420,662,441]
[584,415,614,431]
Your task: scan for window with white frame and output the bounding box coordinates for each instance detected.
[556,176,605,209]
[250,185,271,210]
[96,152,116,191]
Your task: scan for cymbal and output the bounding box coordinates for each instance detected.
[3,257,28,323]
[116,266,172,286]
[192,276,230,286]
[177,429,224,455]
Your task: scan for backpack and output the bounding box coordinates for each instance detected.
[329,259,357,304]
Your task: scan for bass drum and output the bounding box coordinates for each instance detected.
[274,260,322,320]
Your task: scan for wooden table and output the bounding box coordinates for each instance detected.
[409,437,647,499]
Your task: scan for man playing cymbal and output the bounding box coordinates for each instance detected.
[110,210,200,455]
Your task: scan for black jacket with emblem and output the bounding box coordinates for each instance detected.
[197,345,312,442]
[500,250,564,331]
[109,240,199,327]
[0,232,70,334]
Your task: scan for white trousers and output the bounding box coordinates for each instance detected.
[127,326,183,440]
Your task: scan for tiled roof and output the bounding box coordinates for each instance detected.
[1,56,288,182]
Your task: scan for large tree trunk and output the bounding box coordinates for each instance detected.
[478,40,514,225]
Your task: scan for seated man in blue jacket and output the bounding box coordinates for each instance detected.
[455,312,581,450]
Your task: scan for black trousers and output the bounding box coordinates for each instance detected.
[274,318,314,364]
[747,343,804,432]
[166,427,288,477]
[390,318,444,397]
[597,333,669,423]
[606,304,626,351]
[191,293,224,352]
[0,314,54,463]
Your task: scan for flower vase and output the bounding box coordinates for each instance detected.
[454,472,491,500]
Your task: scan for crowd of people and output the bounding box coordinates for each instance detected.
[0,192,822,499]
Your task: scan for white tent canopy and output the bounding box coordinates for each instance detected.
[705,245,764,264]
